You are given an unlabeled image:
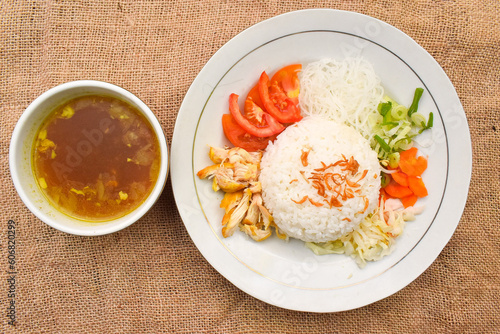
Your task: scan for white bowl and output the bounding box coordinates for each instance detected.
[9,80,169,236]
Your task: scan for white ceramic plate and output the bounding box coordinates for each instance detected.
[170,9,471,312]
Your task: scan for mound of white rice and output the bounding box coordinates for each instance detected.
[260,116,381,242]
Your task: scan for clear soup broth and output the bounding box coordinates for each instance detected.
[33,95,161,221]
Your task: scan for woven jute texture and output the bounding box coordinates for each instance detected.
[1,0,499,333]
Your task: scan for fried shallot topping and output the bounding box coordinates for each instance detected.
[300,149,310,167]
[292,154,370,212]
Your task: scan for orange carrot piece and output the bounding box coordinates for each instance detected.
[401,194,418,208]
[379,188,389,200]
[399,147,418,161]
[415,156,428,174]
[400,157,428,176]
[384,181,413,198]
[408,176,428,197]
[399,147,428,176]
[391,171,409,187]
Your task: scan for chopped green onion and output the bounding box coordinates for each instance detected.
[394,137,413,151]
[370,88,428,158]
[392,125,412,146]
[419,112,434,133]
[368,113,383,128]
[375,135,391,152]
[407,88,424,116]
[378,101,392,116]
[388,152,400,168]
[380,173,391,187]
[410,112,426,127]
[391,105,408,121]
[427,112,434,128]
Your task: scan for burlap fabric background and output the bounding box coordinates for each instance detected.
[1,0,498,333]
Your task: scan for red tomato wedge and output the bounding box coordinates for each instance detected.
[258,65,303,124]
[244,98,266,126]
[245,83,265,110]
[222,64,303,151]
[244,83,267,127]
[228,93,284,138]
[244,64,301,117]
[270,64,301,103]
[221,114,276,152]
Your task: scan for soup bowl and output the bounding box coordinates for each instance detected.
[9,80,169,236]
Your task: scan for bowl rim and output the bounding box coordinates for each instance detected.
[9,80,169,236]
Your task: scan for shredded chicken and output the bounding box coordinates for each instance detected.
[222,188,252,237]
[197,146,283,241]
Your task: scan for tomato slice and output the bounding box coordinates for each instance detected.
[228,93,284,138]
[244,98,265,126]
[258,65,302,124]
[222,114,276,151]
[245,83,265,110]
[270,64,301,102]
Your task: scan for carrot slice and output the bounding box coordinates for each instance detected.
[399,147,418,161]
[379,188,389,201]
[401,194,418,208]
[400,156,428,176]
[391,171,409,187]
[408,176,428,197]
[384,181,413,198]
[399,147,428,176]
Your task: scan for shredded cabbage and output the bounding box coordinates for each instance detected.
[306,199,423,268]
